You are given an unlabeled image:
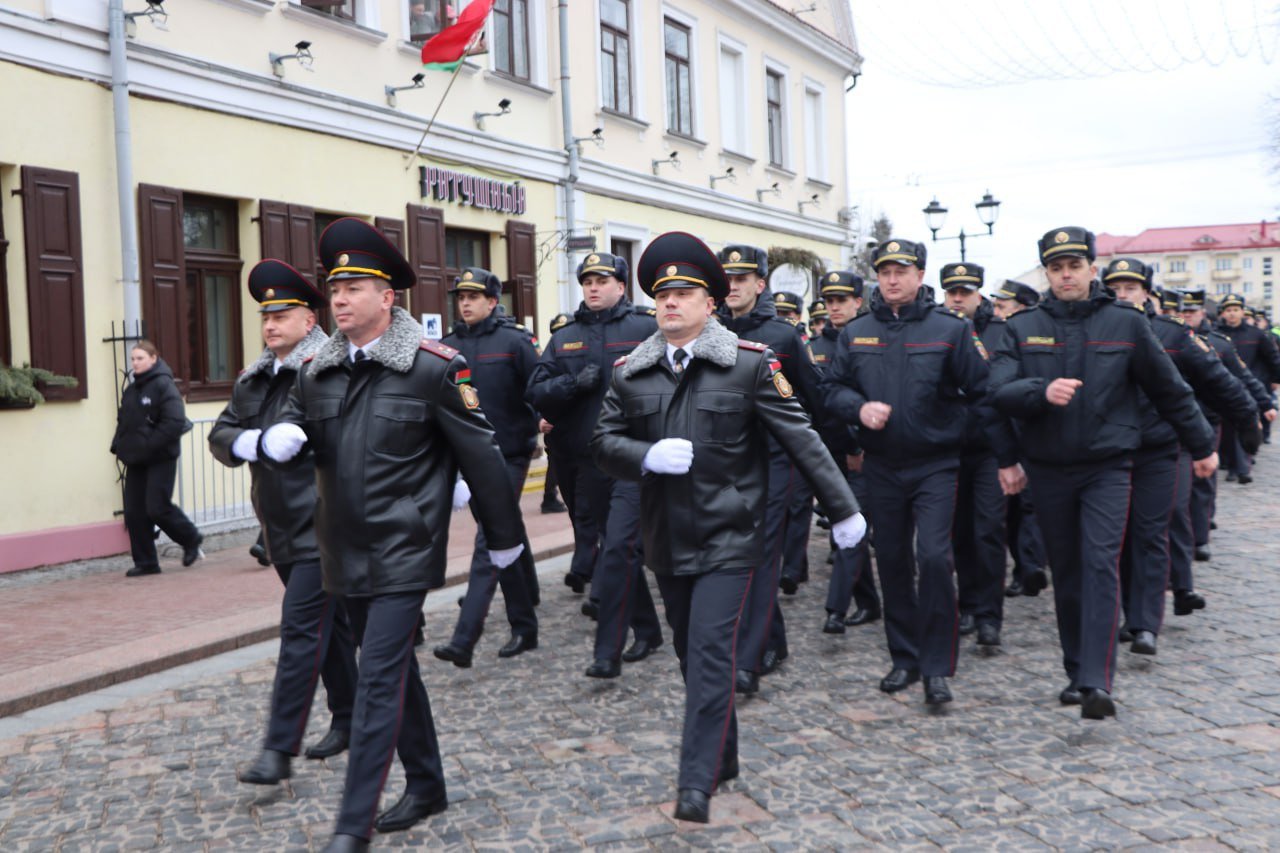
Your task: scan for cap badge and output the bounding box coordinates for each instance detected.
[956,265,967,275]
[666,264,679,277]
[886,241,900,253]
[586,254,599,264]
[1054,231,1069,244]
[828,272,839,282]
[264,288,275,299]
[462,271,474,281]
[1117,260,1130,271]
[337,253,349,267]
[729,251,742,263]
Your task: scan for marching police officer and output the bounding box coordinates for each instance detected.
[811,271,882,633]
[591,231,863,824]
[940,262,1021,648]
[1216,294,1280,483]
[989,227,1215,720]
[527,253,664,675]
[808,299,829,338]
[260,218,527,852]
[716,244,824,694]
[991,280,1040,320]
[210,260,358,786]
[539,313,573,514]
[433,267,541,667]
[824,239,1011,706]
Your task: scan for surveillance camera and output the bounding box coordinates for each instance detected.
[726,167,734,175]
[498,98,512,110]
[412,72,425,84]
[296,40,311,51]
[592,127,603,137]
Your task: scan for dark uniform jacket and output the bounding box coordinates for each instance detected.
[1217,320,1280,385]
[591,318,858,577]
[1140,310,1260,451]
[208,326,329,566]
[810,322,859,456]
[822,287,1006,467]
[110,359,186,466]
[266,307,525,597]
[442,313,539,459]
[964,299,1019,459]
[526,299,656,458]
[1195,319,1273,422]
[989,283,1215,465]
[718,292,823,415]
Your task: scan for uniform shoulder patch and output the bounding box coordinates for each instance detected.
[420,339,458,360]
[738,340,768,351]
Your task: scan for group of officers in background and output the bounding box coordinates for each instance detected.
[206,217,1279,847]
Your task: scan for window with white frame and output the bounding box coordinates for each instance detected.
[718,40,747,154]
[600,0,633,114]
[304,0,356,20]
[1244,257,1253,270]
[407,0,454,40]
[1244,281,1253,293]
[1216,257,1233,271]
[803,83,826,181]
[1151,261,1160,272]
[493,0,530,79]
[766,68,785,167]
[1195,259,1207,273]
[664,17,693,136]
[1169,260,1187,273]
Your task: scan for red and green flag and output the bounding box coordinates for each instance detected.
[420,0,495,71]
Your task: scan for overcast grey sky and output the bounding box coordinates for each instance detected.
[844,0,1279,284]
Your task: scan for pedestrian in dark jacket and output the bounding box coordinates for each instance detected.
[110,340,202,577]
[592,231,863,825]
[1215,293,1280,481]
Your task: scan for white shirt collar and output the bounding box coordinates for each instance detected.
[665,339,697,371]
[272,357,284,374]
[348,336,382,361]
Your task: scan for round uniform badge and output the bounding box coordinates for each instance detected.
[729,251,742,262]
[460,384,480,410]
[666,265,679,277]
[337,254,350,267]
[1054,231,1069,244]
[773,371,794,398]
[886,241,900,253]
[828,272,839,282]
[1117,260,1130,271]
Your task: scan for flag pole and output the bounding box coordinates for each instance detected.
[404,30,484,169]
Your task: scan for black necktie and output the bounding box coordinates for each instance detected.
[353,349,367,364]
[672,348,687,376]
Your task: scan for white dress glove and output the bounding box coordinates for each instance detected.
[831,512,868,550]
[231,429,261,463]
[452,479,471,511]
[261,423,307,462]
[642,438,694,475]
[489,543,525,569]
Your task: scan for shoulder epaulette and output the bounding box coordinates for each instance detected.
[1155,314,1185,326]
[614,355,628,367]
[1114,299,1143,311]
[738,340,768,351]
[644,307,657,316]
[935,308,966,321]
[420,339,458,360]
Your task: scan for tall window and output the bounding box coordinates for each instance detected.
[1244,257,1253,270]
[182,195,242,395]
[443,228,492,329]
[600,0,632,114]
[664,18,693,136]
[803,86,826,181]
[1195,259,1207,273]
[1216,257,1233,271]
[1169,260,1187,273]
[409,0,455,42]
[494,0,530,79]
[718,43,746,154]
[302,0,355,20]
[766,69,784,167]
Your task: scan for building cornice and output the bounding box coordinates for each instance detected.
[724,0,862,74]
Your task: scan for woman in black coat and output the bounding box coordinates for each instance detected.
[110,340,203,577]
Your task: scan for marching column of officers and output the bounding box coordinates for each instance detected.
[207,218,1277,848]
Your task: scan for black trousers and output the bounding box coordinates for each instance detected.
[264,559,359,754]
[1028,460,1130,692]
[1119,445,1179,636]
[542,449,561,504]
[336,592,445,840]
[450,456,538,650]
[954,452,1006,629]
[781,480,814,585]
[863,455,960,677]
[591,479,663,663]
[654,565,752,795]
[824,465,879,617]
[557,454,610,584]
[1168,448,1196,592]
[1190,425,1220,547]
[1006,488,1048,585]
[123,460,201,570]
[1220,421,1250,477]
[735,444,794,674]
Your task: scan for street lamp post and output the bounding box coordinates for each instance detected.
[922,191,1002,262]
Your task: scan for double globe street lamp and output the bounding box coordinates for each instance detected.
[922,191,1002,262]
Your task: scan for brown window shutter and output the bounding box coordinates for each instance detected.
[259,199,292,264]
[376,216,407,310]
[406,204,446,318]
[138,183,188,388]
[505,219,538,329]
[286,204,317,285]
[0,187,10,366]
[21,166,88,400]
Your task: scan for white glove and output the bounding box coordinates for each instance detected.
[831,512,868,550]
[642,438,694,475]
[261,423,307,462]
[231,429,261,463]
[452,479,471,511]
[489,543,524,569]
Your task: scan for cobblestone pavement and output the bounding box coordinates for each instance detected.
[2,451,1279,850]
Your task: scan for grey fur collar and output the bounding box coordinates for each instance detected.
[621,317,739,378]
[241,325,330,380]
[309,306,424,375]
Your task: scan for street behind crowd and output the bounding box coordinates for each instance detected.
[1,450,1279,850]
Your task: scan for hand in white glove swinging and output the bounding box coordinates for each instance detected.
[642,438,694,475]
[831,512,867,550]
[452,478,471,511]
[489,543,524,569]
[261,423,307,462]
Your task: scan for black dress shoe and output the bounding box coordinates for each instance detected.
[879,668,920,694]
[125,565,161,578]
[1193,547,1211,562]
[564,572,585,594]
[1118,623,1134,643]
[1238,473,1253,484]
[1081,688,1117,720]
[182,534,205,567]
[976,623,1001,646]
[958,614,977,636]
[238,749,291,785]
[1022,569,1048,596]
[432,643,473,668]
[822,613,846,634]
[497,634,537,658]
[1174,589,1206,615]
[541,499,568,514]
[249,542,270,566]
[760,646,787,675]
[1059,682,1082,705]
[1130,630,1157,655]
[673,788,710,823]
[844,607,881,626]
[621,638,661,663]
[779,576,798,596]
[581,600,599,620]
[1004,578,1024,597]
[305,728,350,759]
[735,669,759,695]
[584,659,620,679]
[923,676,952,705]
[1210,520,1217,530]
[322,834,369,853]
[374,791,448,833]
[1226,471,1237,482]
[717,755,739,785]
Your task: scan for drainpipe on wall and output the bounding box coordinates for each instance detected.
[108,0,142,334]
[558,0,579,307]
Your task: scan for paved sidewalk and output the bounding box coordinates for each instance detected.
[0,490,575,717]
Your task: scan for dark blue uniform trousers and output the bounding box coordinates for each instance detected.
[735,444,794,674]
[449,456,538,650]
[781,480,814,586]
[863,455,960,677]
[654,565,753,795]
[336,592,446,840]
[954,452,1006,630]
[1220,421,1250,477]
[264,559,358,755]
[824,465,880,618]
[591,479,663,663]
[1168,448,1197,592]
[557,454,609,585]
[1120,445,1179,635]
[1028,461,1131,692]
[1006,488,1048,586]
[1191,426,1220,548]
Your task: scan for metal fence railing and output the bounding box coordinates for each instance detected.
[175,417,255,530]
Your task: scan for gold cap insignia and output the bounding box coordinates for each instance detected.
[462,271,474,281]
[828,273,839,282]
[337,253,349,267]
[886,241,900,253]
[729,251,742,263]
[586,254,599,264]
[1117,260,1130,271]
[956,265,967,275]
[1054,231,1069,244]
[666,264,679,277]
[264,288,275,299]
